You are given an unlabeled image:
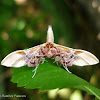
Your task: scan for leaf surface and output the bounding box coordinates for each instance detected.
[11,62,100,99]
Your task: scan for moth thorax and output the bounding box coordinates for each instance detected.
[55,56,61,61]
[48,50,52,55]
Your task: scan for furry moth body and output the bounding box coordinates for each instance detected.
[1,25,99,78]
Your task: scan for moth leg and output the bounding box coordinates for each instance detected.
[54,61,59,66]
[40,57,48,64]
[63,65,71,73]
[32,65,38,78]
[41,59,48,64]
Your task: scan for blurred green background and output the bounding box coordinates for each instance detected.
[0,0,100,100]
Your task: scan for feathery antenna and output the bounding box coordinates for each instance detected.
[47,25,54,43]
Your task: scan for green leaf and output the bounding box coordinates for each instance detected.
[11,62,100,99]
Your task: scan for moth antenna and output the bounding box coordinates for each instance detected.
[47,25,54,43]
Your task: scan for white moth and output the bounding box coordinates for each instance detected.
[1,25,99,78]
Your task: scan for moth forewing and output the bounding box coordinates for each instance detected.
[1,50,26,67]
[53,43,99,66]
[28,43,45,53]
[73,49,99,66]
[53,43,73,53]
[1,44,45,67]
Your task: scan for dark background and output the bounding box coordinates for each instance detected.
[0,0,100,100]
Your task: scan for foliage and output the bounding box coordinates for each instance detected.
[11,62,100,99]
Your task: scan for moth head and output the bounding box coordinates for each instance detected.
[45,42,54,49]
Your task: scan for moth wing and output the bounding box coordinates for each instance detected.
[1,44,45,67]
[54,43,99,66]
[28,43,45,53]
[73,49,99,66]
[1,50,27,67]
[53,43,72,53]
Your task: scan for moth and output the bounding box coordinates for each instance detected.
[1,25,99,78]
